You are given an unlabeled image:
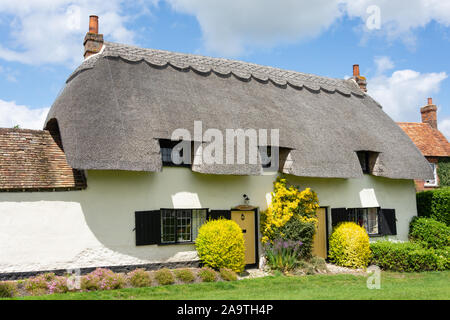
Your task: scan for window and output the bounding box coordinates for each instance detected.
[159,139,191,167]
[160,209,207,244]
[425,162,438,187]
[331,207,397,236]
[259,146,272,169]
[347,208,379,235]
[357,151,370,174]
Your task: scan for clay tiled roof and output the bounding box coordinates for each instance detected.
[397,122,450,157]
[0,128,86,191]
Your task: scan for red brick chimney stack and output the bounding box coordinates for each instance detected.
[352,64,367,93]
[421,98,438,129]
[84,15,103,59]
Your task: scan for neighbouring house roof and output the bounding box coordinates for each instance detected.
[44,41,433,180]
[0,128,86,191]
[397,122,450,158]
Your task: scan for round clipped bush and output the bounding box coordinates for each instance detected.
[196,219,245,272]
[409,217,450,249]
[154,268,175,286]
[328,222,372,269]
[198,267,217,282]
[219,268,238,281]
[174,269,195,283]
[128,268,152,288]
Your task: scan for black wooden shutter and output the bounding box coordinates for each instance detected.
[207,210,231,220]
[331,208,348,228]
[379,209,397,235]
[135,210,161,246]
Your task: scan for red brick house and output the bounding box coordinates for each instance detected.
[398,98,450,191]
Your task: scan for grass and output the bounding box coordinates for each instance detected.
[7,271,450,300]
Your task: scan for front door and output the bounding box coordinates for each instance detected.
[231,211,256,265]
[312,208,328,259]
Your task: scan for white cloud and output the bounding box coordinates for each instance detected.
[345,0,450,40]
[368,68,447,122]
[164,0,450,55]
[0,0,153,66]
[166,0,345,56]
[439,118,450,140]
[374,56,394,75]
[0,99,49,129]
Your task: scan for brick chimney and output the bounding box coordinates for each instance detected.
[352,64,367,92]
[83,15,104,59]
[421,98,438,129]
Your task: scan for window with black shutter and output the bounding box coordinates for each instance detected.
[331,208,348,227]
[378,209,397,236]
[135,210,161,246]
[135,209,208,246]
[331,207,396,236]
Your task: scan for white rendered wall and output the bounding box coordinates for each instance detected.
[0,168,417,273]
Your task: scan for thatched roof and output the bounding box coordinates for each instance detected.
[45,41,432,180]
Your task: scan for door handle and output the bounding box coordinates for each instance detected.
[242,229,247,233]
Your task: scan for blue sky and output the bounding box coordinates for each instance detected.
[0,1,449,138]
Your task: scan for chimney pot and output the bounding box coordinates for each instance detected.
[352,64,367,93]
[353,64,360,77]
[89,15,99,34]
[421,98,438,129]
[84,15,103,59]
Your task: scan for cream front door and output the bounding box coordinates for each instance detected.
[231,211,256,265]
[312,208,327,259]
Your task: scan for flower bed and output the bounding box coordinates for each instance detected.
[1,267,239,298]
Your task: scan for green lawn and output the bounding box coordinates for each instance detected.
[11,271,450,300]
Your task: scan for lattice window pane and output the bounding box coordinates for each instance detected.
[161,209,176,243]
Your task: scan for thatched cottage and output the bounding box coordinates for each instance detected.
[0,16,432,278]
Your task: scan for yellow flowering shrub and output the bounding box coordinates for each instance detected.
[328,222,372,269]
[195,219,245,272]
[261,177,320,243]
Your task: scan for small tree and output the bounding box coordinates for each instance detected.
[260,177,320,245]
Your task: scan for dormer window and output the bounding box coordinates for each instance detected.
[425,162,438,187]
[259,146,272,169]
[159,139,191,167]
[357,151,370,174]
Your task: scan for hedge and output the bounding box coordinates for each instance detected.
[409,217,450,249]
[370,241,448,272]
[416,187,450,226]
[437,159,450,187]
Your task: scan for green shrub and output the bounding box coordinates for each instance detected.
[154,268,174,286]
[265,239,303,272]
[196,219,245,272]
[0,281,17,298]
[174,269,195,283]
[81,268,125,291]
[328,222,372,269]
[431,188,450,225]
[272,217,316,259]
[219,268,238,281]
[409,217,450,249]
[435,247,450,270]
[370,241,446,272]
[198,267,217,282]
[416,187,450,225]
[437,159,450,187]
[128,269,151,288]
